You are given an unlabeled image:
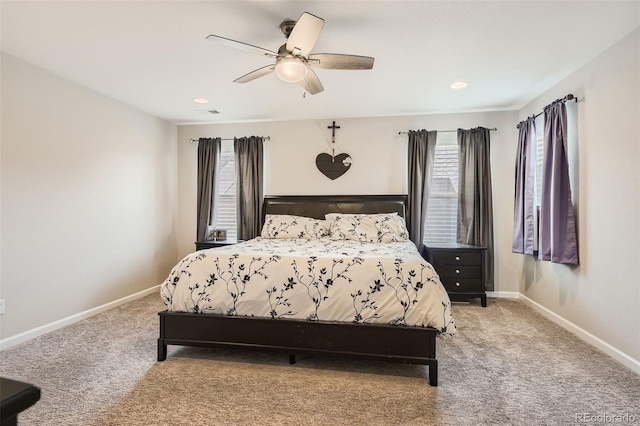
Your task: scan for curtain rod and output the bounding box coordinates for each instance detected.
[516,94,577,129]
[398,127,497,135]
[190,136,270,143]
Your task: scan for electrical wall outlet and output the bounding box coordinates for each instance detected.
[0,299,5,315]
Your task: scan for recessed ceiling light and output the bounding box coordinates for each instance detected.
[450,81,468,90]
[193,97,209,104]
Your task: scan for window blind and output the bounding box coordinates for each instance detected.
[424,144,459,243]
[215,150,237,241]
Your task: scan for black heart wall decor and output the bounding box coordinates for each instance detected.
[316,153,352,180]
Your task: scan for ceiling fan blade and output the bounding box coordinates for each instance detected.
[206,34,278,58]
[299,67,324,95]
[286,12,324,57]
[308,53,375,70]
[234,65,275,84]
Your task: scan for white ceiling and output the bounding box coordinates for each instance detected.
[2,1,638,125]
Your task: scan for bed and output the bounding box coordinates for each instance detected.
[158,195,455,386]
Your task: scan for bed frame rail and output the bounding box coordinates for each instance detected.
[158,311,438,386]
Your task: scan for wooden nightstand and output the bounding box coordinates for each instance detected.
[423,243,487,307]
[195,239,243,251]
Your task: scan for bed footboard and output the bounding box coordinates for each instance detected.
[158,311,438,386]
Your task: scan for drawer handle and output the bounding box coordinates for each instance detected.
[455,282,461,287]
[455,269,460,274]
[455,256,461,261]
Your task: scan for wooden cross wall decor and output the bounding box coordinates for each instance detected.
[328,120,340,142]
[315,120,352,180]
[327,121,341,159]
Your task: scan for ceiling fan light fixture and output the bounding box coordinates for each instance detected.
[275,56,307,83]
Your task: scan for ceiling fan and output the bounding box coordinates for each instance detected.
[206,12,375,95]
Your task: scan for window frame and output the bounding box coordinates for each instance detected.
[213,141,238,241]
[423,133,459,244]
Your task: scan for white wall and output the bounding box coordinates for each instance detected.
[0,53,178,341]
[176,110,520,295]
[517,29,640,364]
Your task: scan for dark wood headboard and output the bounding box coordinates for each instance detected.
[262,194,409,233]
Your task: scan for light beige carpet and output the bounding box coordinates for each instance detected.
[1,294,638,425]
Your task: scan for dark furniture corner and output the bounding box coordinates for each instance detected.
[423,243,487,307]
[195,239,243,251]
[0,378,40,426]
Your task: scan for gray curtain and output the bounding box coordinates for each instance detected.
[539,101,579,265]
[234,136,264,240]
[457,127,494,290]
[407,130,437,247]
[512,118,536,255]
[196,137,221,242]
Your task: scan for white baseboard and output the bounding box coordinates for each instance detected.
[519,294,640,375]
[487,290,519,299]
[0,285,159,351]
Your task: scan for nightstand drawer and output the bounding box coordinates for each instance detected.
[434,264,482,278]
[432,251,482,265]
[440,277,483,293]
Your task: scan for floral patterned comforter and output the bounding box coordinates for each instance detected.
[160,238,456,335]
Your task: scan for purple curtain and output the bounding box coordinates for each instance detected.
[512,118,536,255]
[196,138,221,241]
[539,101,579,265]
[407,130,437,247]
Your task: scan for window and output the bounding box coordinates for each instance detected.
[424,133,459,244]
[533,115,545,251]
[530,101,577,257]
[214,142,237,241]
[534,115,545,207]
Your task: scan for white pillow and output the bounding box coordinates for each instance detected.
[326,213,409,243]
[261,214,328,239]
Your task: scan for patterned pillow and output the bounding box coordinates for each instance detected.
[326,213,409,243]
[261,215,329,239]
